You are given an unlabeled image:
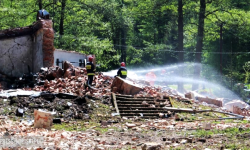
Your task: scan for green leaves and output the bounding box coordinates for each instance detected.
[1,0,250,85]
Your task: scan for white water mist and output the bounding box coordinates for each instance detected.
[103,63,242,102]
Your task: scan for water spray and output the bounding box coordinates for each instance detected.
[103,63,243,102]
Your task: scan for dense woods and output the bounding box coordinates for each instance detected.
[1,0,250,93]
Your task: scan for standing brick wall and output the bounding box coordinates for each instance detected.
[0,19,55,77]
[41,20,55,67]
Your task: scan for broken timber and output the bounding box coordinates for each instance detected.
[111,93,244,120]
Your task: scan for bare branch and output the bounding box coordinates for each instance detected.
[205,9,221,17]
[206,0,213,4]
[190,23,199,27]
[44,2,61,9]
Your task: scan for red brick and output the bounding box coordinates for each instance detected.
[43,28,54,39]
[41,20,53,28]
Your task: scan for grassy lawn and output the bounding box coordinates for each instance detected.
[168,84,192,91]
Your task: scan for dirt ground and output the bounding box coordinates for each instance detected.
[0,97,250,150]
[0,64,249,149]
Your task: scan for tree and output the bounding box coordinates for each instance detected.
[120,0,127,63]
[59,0,66,36]
[39,0,42,9]
[177,0,184,92]
[192,0,206,90]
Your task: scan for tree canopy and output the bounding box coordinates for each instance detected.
[1,0,250,93]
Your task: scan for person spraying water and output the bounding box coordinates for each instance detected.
[115,62,127,79]
[146,70,157,86]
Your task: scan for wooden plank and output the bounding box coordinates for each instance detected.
[116,94,155,99]
[117,101,159,104]
[169,97,175,107]
[112,93,120,114]
[119,113,160,116]
[162,107,194,112]
[116,97,169,101]
[118,106,171,109]
[120,109,168,113]
[117,104,167,107]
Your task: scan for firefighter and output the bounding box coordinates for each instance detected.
[86,56,95,86]
[116,62,127,79]
[146,70,157,86]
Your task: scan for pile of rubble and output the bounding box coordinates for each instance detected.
[0,116,249,149]
[0,90,92,120]
[0,61,115,120]
[1,62,250,149]
[33,61,113,97]
[0,60,249,120]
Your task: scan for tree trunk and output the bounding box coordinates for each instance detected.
[220,24,223,80]
[115,28,121,57]
[120,0,126,63]
[59,0,66,36]
[192,0,206,90]
[38,0,42,9]
[177,0,184,92]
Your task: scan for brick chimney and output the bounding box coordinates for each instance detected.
[39,19,55,67]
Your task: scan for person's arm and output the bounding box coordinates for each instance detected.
[92,63,96,73]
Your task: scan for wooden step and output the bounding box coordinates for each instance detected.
[112,93,173,119]
[120,113,162,116]
[117,104,168,107]
[115,94,155,99]
[118,106,171,110]
[119,110,170,113]
[116,98,170,102]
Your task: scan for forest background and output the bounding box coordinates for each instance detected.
[1,0,250,100]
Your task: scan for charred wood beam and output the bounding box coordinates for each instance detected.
[0,20,45,40]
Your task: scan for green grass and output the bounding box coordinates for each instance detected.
[168,84,193,91]
[170,98,193,108]
[183,84,192,90]
[170,97,231,121]
[212,119,249,124]
[168,85,178,90]
[225,143,250,150]
[0,107,12,115]
[52,120,120,134]
[53,122,87,131]
[193,127,250,138]
[52,100,119,133]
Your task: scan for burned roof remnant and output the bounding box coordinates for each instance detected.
[0,10,50,40]
[37,9,50,20]
[0,20,44,39]
[0,26,33,40]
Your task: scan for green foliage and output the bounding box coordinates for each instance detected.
[1,0,250,94]
[243,61,250,84]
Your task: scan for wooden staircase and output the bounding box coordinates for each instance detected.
[111,93,172,119]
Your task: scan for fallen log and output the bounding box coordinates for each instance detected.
[111,76,143,95]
